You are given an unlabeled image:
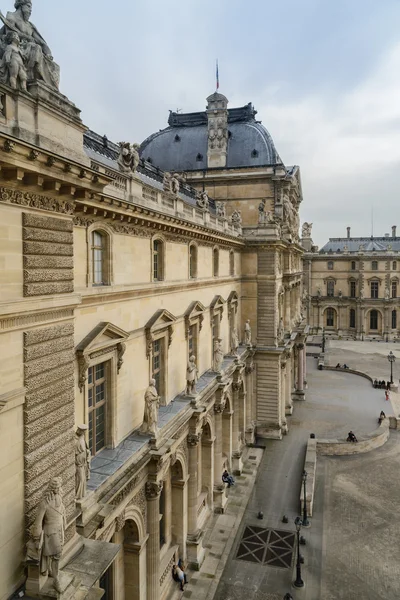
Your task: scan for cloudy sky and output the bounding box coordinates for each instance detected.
[32,0,400,246]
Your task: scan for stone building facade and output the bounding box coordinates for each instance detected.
[303,226,400,340]
[0,5,307,600]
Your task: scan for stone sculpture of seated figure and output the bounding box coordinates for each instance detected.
[0,0,60,89]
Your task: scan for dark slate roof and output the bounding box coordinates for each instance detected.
[82,129,217,212]
[140,102,282,172]
[320,237,400,253]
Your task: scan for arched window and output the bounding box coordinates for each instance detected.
[370,310,378,330]
[351,261,356,271]
[153,239,164,281]
[349,309,356,328]
[372,261,378,271]
[229,251,235,277]
[213,248,219,277]
[392,310,397,329]
[189,244,198,279]
[326,308,335,327]
[91,230,109,285]
[327,261,334,270]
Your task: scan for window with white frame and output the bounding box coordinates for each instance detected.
[370,281,379,298]
[327,280,335,297]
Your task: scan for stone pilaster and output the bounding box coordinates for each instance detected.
[145,481,163,600]
[206,92,229,169]
[213,404,228,512]
[186,434,205,569]
[293,344,305,400]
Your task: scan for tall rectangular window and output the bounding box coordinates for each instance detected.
[153,240,164,281]
[350,309,356,328]
[351,261,356,271]
[326,308,334,327]
[371,281,379,298]
[350,281,356,298]
[327,280,335,297]
[88,362,107,456]
[92,231,105,285]
[392,310,397,329]
[372,261,378,271]
[392,281,397,298]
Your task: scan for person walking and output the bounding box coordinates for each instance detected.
[385,390,390,401]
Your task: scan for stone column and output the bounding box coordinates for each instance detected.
[281,360,288,432]
[187,433,205,569]
[231,385,243,474]
[145,481,163,600]
[284,287,291,330]
[285,357,293,415]
[213,403,228,512]
[171,475,188,561]
[293,344,305,400]
[163,470,171,547]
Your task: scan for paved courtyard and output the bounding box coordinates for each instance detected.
[210,347,399,600]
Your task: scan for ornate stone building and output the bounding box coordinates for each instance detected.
[0,4,306,600]
[303,225,400,340]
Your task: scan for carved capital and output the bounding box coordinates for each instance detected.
[245,361,255,375]
[297,343,305,350]
[187,433,201,447]
[214,403,224,414]
[145,481,163,500]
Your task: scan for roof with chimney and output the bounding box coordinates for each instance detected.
[139,102,283,172]
[320,235,400,253]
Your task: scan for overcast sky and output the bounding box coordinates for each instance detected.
[31,0,400,247]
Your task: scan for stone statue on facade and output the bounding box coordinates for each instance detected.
[215,201,226,219]
[74,425,91,500]
[214,338,224,372]
[258,199,266,223]
[244,320,252,345]
[0,31,27,90]
[0,0,60,89]
[231,327,239,356]
[283,196,300,240]
[316,287,322,298]
[163,172,180,195]
[231,210,242,227]
[302,222,313,238]
[385,287,390,300]
[117,142,140,174]
[278,318,285,343]
[27,477,66,593]
[186,355,199,396]
[141,379,160,437]
[196,191,209,211]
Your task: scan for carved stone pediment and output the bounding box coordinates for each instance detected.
[227,291,239,317]
[76,322,129,391]
[145,309,177,358]
[184,301,206,338]
[210,295,225,321]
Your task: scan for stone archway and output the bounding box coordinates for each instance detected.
[201,421,214,514]
[118,508,147,600]
[366,308,383,335]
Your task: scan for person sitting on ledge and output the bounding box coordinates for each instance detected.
[347,430,358,443]
[343,364,349,369]
[378,411,386,424]
[373,379,378,388]
[172,565,186,591]
[222,469,235,488]
[336,363,341,368]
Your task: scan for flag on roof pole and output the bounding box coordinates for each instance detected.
[216,60,219,90]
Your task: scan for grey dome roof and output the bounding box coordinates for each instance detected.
[140,103,282,171]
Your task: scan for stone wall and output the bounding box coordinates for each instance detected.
[24,322,76,541]
[23,212,74,297]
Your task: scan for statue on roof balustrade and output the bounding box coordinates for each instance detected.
[0,0,60,90]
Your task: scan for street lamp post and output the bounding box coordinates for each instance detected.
[294,517,304,588]
[302,470,310,527]
[388,351,395,385]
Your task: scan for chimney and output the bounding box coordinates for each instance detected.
[347,227,351,239]
[206,92,229,169]
[392,225,397,239]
